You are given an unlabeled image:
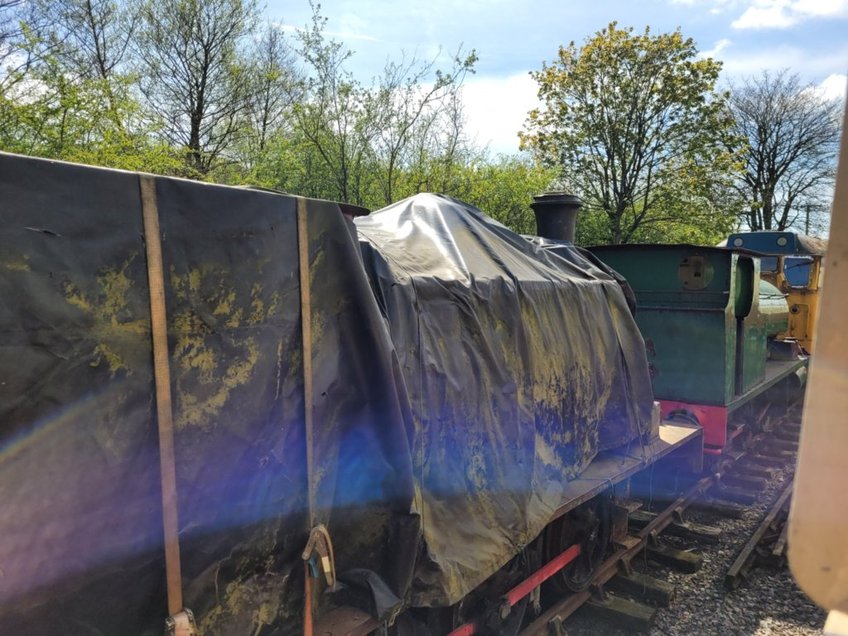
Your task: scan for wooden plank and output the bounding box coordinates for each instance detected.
[584,594,657,631]
[764,438,799,453]
[747,455,785,468]
[691,498,747,519]
[608,571,675,606]
[646,544,702,573]
[711,484,757,505]
[721,474,769,491]
[730,464,773,480]
[629,510,722,544]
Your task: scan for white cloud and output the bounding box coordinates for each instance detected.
[732,3,796,29]
[701,38,732,58]
[669,0,736,13]
[461,73,540,155]
[718,43,848,77]
[793,0,848,17]
[731,0,848,29]
[816,73,847,101]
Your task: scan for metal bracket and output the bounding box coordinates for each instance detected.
[647,529,660,547]
[530,585,542,616]
[590,583,606,601]
[301,524,337,588]
[547,616,566,636]
[165,609,197,636]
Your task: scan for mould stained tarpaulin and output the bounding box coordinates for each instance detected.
[0,153,419,635]
[355,194,653,607]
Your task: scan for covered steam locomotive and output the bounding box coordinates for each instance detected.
[0,152,804,634]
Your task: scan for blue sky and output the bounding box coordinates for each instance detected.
[266,0,848,154]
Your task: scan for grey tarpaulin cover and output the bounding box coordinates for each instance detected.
[0,153,419,635]
[355,194,653,606]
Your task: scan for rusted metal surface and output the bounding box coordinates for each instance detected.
[165,610,197,636]
[302,525,337,587]
[303,525,338,636]
[447,544,583,635]
[504,544,581,611]
[520,470,721,635]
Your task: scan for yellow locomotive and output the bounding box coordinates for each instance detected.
[724,231,826,353]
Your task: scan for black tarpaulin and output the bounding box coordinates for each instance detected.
[355,194,653,606]
[0,153,419,635]
[0,153,654,632]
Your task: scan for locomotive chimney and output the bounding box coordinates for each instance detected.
[530,192,582,243]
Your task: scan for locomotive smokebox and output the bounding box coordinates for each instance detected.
[531,192,582,243]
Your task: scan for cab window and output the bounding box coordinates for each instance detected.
[784,256,813,287]
[760,256,779,273]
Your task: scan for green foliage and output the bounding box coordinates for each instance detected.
[522,23,742,245]
[285,2,477,208]
[454,156,558,234]
[0,6,755,248]
[0,42,185,175]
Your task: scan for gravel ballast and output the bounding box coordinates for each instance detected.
[564,463,827,636]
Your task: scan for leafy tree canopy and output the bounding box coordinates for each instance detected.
[521,23,742,245]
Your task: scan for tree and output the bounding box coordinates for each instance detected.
[289,4,477,208]
[244,25,300,155]
[521,23,739,244]
[24,0,141,133]
[290,5,372,203]
[0,0,48,93]
[729,70,841,232]
[38,0,137,82]
[367,49,476,205]
[135,0,258,175]
[455,156,557,234]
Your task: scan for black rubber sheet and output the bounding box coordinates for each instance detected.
[355,194,653,606]
[0,153,418,634]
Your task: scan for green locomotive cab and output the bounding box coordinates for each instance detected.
[590,244,804,455]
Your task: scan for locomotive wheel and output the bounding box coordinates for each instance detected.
[543,494,611,592]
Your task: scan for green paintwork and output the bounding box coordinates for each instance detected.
[759,279,790,337]
[590,245,789,408]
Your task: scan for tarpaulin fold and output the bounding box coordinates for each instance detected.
[355,194,652,605]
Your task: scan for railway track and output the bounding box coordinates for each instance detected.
[725,477,794,590]
[502,412,803,635]
[339,411,803,635]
